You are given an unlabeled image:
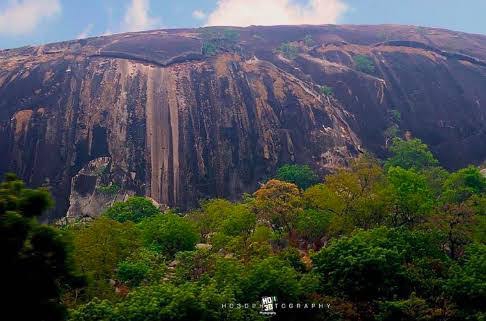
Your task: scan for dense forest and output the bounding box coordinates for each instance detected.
[2,138,485,321]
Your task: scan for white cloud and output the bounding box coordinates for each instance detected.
[192,9,206,20]
[122,0,160,32]
[206,0,348,27]
[76,23,94,39]
[0,0,61,36]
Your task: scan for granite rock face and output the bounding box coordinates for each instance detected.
[1,25,485,220]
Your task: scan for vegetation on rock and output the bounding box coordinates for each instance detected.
[3,137,485,320]
[354,54,376,73]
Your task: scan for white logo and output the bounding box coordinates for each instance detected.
[260,296,277,315]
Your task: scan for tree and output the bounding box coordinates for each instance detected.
[385,138,439,170]
[309,154,388,231]
[276,164,318,189]
[104,196,160,223]
[0,174,83,321]
[69,217,141,300]
[313,228,451,318]
[253,179,303,242]
[303,34,315,47]
[319,85,334,96]
[386,167,434,227]
[188,199,235,240]
[431,203,475,259]
[295,209,333,249]
[445,243,486,319]
[442,165,486,204]
[277,42,299,59]
[139,213,199,257]
[242,257,302,302]
[354,55,375,73]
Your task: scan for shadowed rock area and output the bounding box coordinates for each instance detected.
[1,25,485,220]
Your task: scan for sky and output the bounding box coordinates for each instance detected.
[1,0,486,49]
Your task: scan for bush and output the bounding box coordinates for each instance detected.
[354,55,375,73]
[139,214,199,257]
[104,196,160,223]
[385,138,439,170]
[117,260,150,286]
[319,85,334,96]
[276,164,318,189]
[0,174,83,321]
[303,34,315,47]
[313,228,450,303]
[96,183,120,195]
[199,28,240,56]
[277,42,299,59]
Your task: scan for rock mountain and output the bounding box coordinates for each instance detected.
[1,25,485,220]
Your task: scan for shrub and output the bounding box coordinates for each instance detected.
[354,55,375,73]
[96,183,120,195]
[276,164,318,189]
[385,138,439,170]
[117,260,150,286]
[139,214,199,257]
[319,85,334,96]
[199,28,240,56]
[104,196,160,223]
[303,34,315,47]
[277,42,299,59]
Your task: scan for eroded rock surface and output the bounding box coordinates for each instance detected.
[1,25,485,220]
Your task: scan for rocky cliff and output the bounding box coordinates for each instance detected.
[1,25,485,220]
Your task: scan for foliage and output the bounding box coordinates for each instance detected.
[296,208,333,248]
[386,166,434,227]
[104,196,160,223]
[277,42,299,59]
[199,28,240,56]
[276,163,318,189]
[253,179,303,241]
[319,85,334,96]
[353,55,376,73]
[69,217,141,300]
[445,243,486,319]
[310,154,389,232]
[0,174,83,321]
[18,138,482,321]
[442,165,486,204]
[313,228,451,317]
[385,138,439,170]
[117,260,150,286]
[303,34,315,46]
[139,213,199,257]
[96,183,120,195]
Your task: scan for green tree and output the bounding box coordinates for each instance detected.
[296,209,333,249]
[445,243,486,319]
[276,164,318,189]
[277,42,299,59]
[386,167,434,227]
[242,257,302,302]
[306,154,388,232]
[253,179,303,242]
[0,174,83,321]
[319,85,334,96]
[385,138,439,170]
[70,217,141,299]
[353,55,376,73]
[139,213,199,257]
[104,196,160,223]
[442,165,486,204]
[377,294,433,321]
[303,34,315,46]
[313,228,450,317]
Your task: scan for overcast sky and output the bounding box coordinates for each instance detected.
[1,0,486,49]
